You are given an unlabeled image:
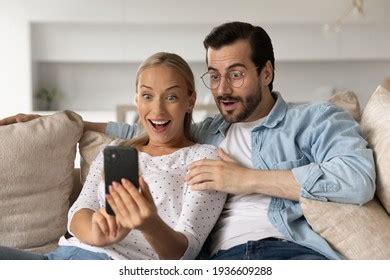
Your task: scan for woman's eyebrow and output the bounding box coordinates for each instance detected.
[166,85,181,90]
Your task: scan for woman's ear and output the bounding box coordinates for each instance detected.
[188,91,197,112]
[134,94,138,105]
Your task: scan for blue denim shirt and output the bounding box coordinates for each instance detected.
[106,92,375,259]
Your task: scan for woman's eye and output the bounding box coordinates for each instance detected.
[142,94,152,100]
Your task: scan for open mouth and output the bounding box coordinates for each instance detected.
[220,99,239,111]
[221,100,237,105]
[148,119,171,132]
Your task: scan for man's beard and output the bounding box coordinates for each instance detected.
[215,88,262,123]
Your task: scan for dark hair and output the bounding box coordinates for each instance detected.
[203,21,275,91]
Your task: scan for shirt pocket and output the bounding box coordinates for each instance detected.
[272,155,309,170]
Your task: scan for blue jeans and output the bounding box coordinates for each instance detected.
[210,238,328,260]
[0,245,111,260]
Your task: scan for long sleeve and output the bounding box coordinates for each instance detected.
[67,151,105,234]
[174,145,227,259]
[292,104,376,205]
[105,121,139,139]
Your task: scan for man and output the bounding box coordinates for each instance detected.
[1,22,375,260]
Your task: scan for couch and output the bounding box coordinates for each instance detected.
[0,85,389,259]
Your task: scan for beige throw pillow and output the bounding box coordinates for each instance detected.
[79,131,114,184]
[360,85,390,213]
[328,90,362,122]
[0,111,83,251]
[301,197,390,259]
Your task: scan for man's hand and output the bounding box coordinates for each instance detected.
[187,149,301,200]
[0,113,41,126]
[186,149,252,195]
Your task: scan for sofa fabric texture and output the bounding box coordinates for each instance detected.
[79,131,113,184]
[361,86,390,213]
[0,111,83,252]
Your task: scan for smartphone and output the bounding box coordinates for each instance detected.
[103,146,139,215]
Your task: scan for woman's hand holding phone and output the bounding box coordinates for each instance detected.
[90,208,131,247]
[106,177,160,233]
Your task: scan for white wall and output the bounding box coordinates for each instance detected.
[31,22,390,62]
[0,1,31,115]
[1,0,390,118]
[275,61,390,106]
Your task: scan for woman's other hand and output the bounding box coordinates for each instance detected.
[91,208,130,247]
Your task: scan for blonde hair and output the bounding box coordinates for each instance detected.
[121,52,196,148]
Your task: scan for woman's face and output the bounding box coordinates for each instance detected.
[136,65,195,147]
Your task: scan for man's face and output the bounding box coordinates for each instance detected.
[206,40,264,123]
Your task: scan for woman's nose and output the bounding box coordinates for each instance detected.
[151,98,166,113]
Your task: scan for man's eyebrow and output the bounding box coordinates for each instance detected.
[207,63,247,72]
[227,63,247,69]
[207,66,218,72]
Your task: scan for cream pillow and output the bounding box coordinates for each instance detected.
[79,131,114,184]
[301,197,390,259]
[328,90,361,122]
[0,111,83,251]
[360,85,390,213]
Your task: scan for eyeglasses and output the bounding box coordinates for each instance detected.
[200,66,260,90]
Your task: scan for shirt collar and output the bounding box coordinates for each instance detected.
[260,91,288,129]
[211,116,231,136]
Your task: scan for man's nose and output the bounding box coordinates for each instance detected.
[216,76,233,96]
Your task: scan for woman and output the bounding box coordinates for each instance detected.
[0,52,226,260]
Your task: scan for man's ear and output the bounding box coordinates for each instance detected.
[262,60,274,86]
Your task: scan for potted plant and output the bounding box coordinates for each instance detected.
[35,88,61,111]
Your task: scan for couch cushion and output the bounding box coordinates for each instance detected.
[79,131,113,184]
[0,111,83,252]
[360,85,390,213]
[301,197,390,259]
[328,90,361,122]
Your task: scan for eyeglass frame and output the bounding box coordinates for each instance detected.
[200,66,261,90]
